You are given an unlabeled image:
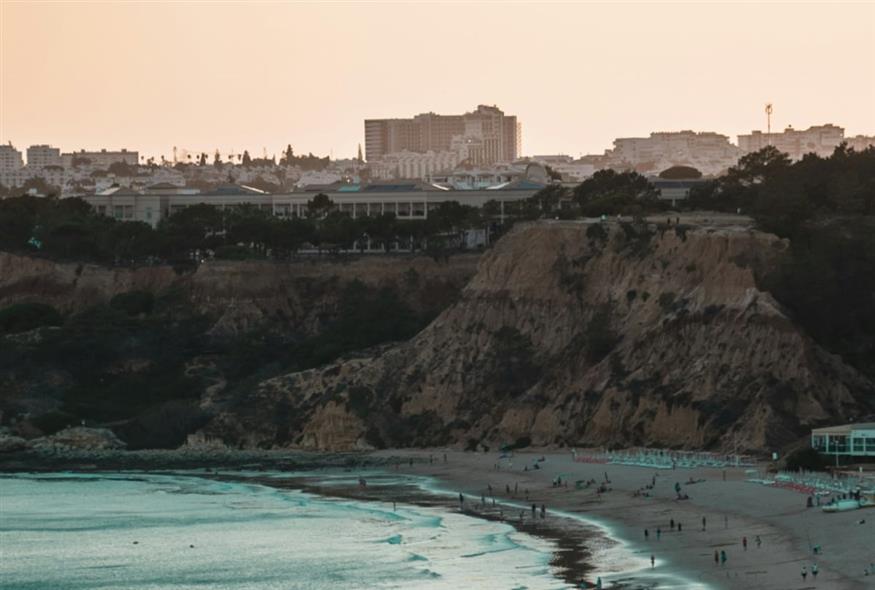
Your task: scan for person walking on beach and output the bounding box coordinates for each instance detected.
[755,535,761,548]
[541,504,546,519]
[650,554,655,568]
[645,529,649,541]
[677,522,682,532]
[811,563,818,580]
[532,503,537,518]
[801,565,808,581]
[702,516,707,531]
[670,518,675,530]
[720,550,727,566]
[656,527,661,541]
[742,536,747,550]
[714,550,719,566]
[459,493,464,508]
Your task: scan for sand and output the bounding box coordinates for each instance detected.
[376,449,874,590]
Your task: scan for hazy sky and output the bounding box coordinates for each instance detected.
[2,1,873,161]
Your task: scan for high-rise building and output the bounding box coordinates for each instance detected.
[737,124,845,160]
[26,145,62,168]
[0,143,24,173]
[364,105,520,165]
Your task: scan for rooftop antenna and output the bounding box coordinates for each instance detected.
[765,103,773,142]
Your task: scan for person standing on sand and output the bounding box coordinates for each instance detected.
[702,516,707,531]
[656,527,661,541]
[811,563,818,580]
[541,504,546,519]
[720,550,727,566]
[650,554,655,568]
[714,550,719,565]
[459,493,464,508]
[677,522,682,532]
[645,529,649,541]
[670,518,675,530]
[742,536,747,550]
[755,535,761,548]
[532,504,537,518]
[801,565,807,581]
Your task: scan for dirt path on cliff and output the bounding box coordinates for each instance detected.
[378,449,871,590]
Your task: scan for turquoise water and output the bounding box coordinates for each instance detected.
[0,473,569,589]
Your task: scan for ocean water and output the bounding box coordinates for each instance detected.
[0,473,570,590]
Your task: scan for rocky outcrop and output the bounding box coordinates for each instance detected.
[202,221,874,452]
[32,427,126,451]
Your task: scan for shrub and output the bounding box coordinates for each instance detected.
[0,303,62,334]
[110,291,155,316]
[214,244,255,260]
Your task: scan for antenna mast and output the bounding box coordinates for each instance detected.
[765,103,773,142]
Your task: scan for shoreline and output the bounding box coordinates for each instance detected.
[3,448,873,589]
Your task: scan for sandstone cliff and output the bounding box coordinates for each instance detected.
[202,221,874,452]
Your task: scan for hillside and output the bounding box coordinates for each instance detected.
[201,220,874,452]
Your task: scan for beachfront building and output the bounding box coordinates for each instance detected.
[80,180,545,228]
[810,422,875,458]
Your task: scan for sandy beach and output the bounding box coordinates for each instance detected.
[372,449,874,590]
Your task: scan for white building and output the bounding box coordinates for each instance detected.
[61,148,139,169]
[605,131,740,176]
[844,135,875,152]
[737,124,845,160]
[370,150,460,180]
[0,144,24,174]
[26,145,62,168]
[811,422,875,458]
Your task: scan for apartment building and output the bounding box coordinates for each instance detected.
[606,131,740,175]
[365,105,521,166]
[737,124,845,159]
[26,145,62,168]
[61,148,139,169]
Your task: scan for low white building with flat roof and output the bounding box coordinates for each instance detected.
[811,422,875,458]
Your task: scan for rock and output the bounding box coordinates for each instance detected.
[33,427,126,451]
[0,433,29,453]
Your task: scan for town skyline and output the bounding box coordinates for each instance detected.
[2,2,873,160]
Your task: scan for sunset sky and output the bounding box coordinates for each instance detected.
[1,1,873,161]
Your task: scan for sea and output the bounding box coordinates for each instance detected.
[0,471,713,589]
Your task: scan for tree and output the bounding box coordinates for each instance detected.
[659,165,702,179]
[213,150,222,167]
[108,161,135,176]
[241,150,252,167]
[573,169,659,216]
[198,153,208,167]
[306,193,334,219]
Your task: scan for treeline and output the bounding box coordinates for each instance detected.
[0,195,490,265]
[688,144,875,235]
[690,145,875,379]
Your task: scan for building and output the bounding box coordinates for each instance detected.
[26,145,62,168]
[0,144,24,174]
[811,422,875,458]
[605,131,740,176]
[61,148,139,169]
[365,105,521,165]
[369,150,461,180]
[80,180,545,228]
[738,124,845,160]
[844,135,875,152]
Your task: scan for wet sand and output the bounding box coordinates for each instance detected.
[375,449,873,590]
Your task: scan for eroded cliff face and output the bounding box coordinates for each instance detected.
[0,253,478,336]
[202,221,874,452]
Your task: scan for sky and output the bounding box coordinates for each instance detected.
[1,1,873,162]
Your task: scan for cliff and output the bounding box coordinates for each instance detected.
[202,221,874,452]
